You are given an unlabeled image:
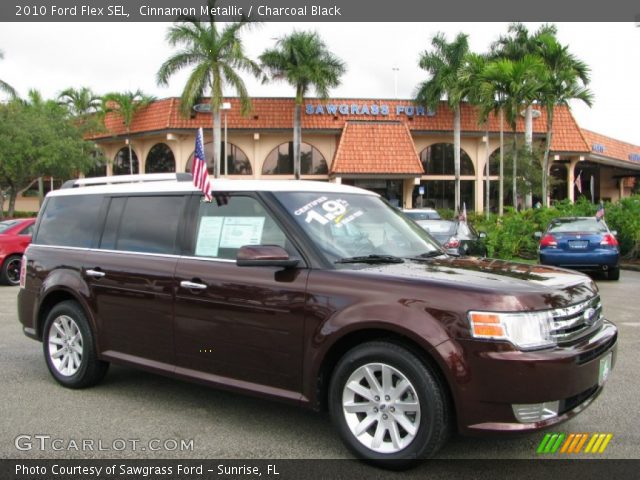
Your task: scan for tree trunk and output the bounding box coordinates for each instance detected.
[542,106,554,207]
[0,190,5,219]
[453,106,461,213]
[524,105,533,152]
[38,177,44,207]
[485,127,490,217]
[127,139,133,175]
[512,131,518,210]
[499,108,504,216]
[8,188,17,218]
[213,108,221,178]
[293,102,302,180]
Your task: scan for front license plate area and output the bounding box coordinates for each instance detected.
[598,353,612,386]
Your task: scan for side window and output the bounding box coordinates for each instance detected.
[34,195,103,248]
[193,196,292,260]
[100,196,186,254]
[19,224,34,236]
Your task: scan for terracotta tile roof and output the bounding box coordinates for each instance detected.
[93,97,630,160]
[581,129,640,165]
[331,121,423,175]
[547,106,590,153]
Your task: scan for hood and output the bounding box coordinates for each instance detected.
[353,256,597,310]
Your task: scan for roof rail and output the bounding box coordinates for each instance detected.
[61,173,193,189]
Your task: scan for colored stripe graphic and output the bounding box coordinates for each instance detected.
[538,433,613,454]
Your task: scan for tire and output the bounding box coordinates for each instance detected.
[607,267,620,281]
[329,341,450,468]
[42,301,109,388]
[0,254,22,286]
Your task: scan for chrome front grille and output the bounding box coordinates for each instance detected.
[550,296,603,344]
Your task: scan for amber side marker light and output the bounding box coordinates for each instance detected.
[469,312,506,339]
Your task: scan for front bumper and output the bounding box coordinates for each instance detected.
[438,320,617,435]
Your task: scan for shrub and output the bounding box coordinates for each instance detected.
[441,195,640,260]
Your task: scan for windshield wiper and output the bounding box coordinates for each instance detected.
[335,254,405,264]
[410,251,447,260]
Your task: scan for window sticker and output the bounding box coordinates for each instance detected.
[294,197,363,227]
[219,217,265,248]
[195,216,224,257]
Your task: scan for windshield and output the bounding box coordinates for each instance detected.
[549,218,608,233]
[275,191,444,264]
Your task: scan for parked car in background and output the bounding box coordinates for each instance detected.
[0,218,36,286]
[537,217,620,280]
[401,208,441,221]
[419,219,487,257]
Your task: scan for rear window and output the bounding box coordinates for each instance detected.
[405,210,441,221]
[100,196,186,254]
[549,219,608,233]
[34,195,104,248]
[422,221,455,234]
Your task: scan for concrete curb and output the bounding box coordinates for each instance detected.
[621,264,640,272]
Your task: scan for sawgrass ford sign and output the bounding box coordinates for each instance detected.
[305,102,435,117]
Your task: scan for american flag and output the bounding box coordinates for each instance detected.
[596,201,605,220]
[458,202,467,223]
[192,128,212,202]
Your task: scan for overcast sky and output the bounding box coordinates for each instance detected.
[1,22,638,145]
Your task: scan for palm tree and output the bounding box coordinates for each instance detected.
[491,23,557,152]
[481,56,545,209]
[260,31,345,180]
[0,50,17,98]
[415,32,470,213]
[459,53,493,215]
[535,32,593,207]
[58,87,101,117]
[157,0,261,178]
[102,90,155,175]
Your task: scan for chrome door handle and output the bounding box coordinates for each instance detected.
[180,280,207,290]
[86,269,106,279]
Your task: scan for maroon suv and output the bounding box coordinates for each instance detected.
[18,174,617,465]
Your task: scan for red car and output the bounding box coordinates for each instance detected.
[0,218,36,286]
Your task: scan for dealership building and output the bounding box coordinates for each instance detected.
[69,97,640,213]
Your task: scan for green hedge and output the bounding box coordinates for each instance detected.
[1,211,38,219]
[449,196,640,260]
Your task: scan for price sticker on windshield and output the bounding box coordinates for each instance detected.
[294,197,362,227]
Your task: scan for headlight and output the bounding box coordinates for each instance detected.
[468,310,556,350]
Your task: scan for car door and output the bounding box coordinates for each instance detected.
[84,194,188,369]
[173,194,308,396]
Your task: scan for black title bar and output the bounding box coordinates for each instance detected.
[3,0,640,21]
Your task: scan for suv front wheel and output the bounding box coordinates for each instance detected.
[328,341,449,467]
[43,300,109,388]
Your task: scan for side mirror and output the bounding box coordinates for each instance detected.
[611,230,617,237]
[534,231,542,239]
[236,245,299,268]
[479,232,487,239]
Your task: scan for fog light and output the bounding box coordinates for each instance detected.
[512,401,560,423]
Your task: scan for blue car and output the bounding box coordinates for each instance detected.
[538,217,620,280]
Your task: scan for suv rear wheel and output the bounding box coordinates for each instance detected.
[329,341,449,467]
[43,301,109,388]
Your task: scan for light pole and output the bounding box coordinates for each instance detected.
[392,66,399,98]
[221,102,231,176]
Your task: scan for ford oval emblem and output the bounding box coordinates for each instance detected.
[583,307,597,325]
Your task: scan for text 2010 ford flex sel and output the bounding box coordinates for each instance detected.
[18,174,617,465]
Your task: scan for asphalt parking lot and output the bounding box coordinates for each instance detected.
[1,272,639,462]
